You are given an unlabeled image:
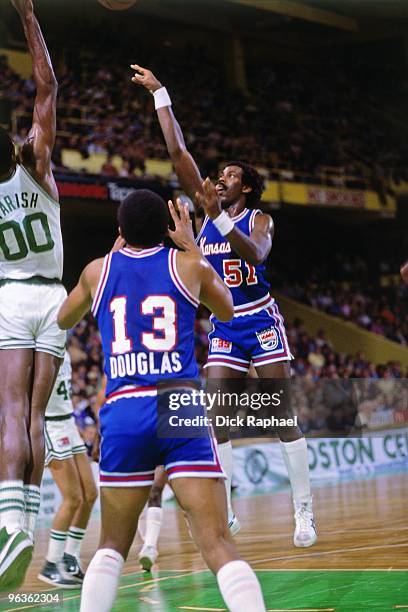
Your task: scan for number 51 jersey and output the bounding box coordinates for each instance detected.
[197,208,271,316]
[0,164,63,281]
[92,246,199,397]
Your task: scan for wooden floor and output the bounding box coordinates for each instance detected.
[21,471,408,592]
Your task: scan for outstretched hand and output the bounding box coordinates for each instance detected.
[130,64,162,93]
[195,177,222,220]
[10,0,33,15]
[167,199,198,252]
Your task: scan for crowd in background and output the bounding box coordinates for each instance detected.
[1,20,407,189]
[69,309,407,445]
[278,255,408,346]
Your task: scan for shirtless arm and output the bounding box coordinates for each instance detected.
[131,65,204,213]
[12,0,58,201]
[57,259,103,329]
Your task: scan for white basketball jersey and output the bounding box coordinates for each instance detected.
[0,164,63,281]
[46,351,73,417]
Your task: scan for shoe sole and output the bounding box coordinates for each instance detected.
[0,542,33,592]
[67,574,84,584]
[139,555,155,572]
[37,574,80,589]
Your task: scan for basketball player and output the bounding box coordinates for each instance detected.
[58,190,266,612]
[0,0,66,589]
[38,351,98,588]
[95,376,165,572]
[132,65,317,547]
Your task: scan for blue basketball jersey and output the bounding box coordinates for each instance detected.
[92,246,199,397]
[196,208,271,315]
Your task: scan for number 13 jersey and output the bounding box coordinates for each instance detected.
[0,164,63,281]
[92,246,199,397]
[196,208,272,316]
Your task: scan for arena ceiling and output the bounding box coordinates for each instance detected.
[126,0,408,45]
[2,0,408,48]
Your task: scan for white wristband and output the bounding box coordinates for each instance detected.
[153,87,172,110]
[212,211,234,236]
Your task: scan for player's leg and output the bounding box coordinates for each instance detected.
[80,394,156,611]
[138,465,166,571]
[63,441,98,580]
[0,348,35,590]
[25,351,62,536]
[80,486,150,612]
[207,365,247,535]
[38,454,82,588]
[171,477,266,611]
[255,359,317,547]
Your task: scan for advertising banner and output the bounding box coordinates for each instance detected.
[232,431,408,491]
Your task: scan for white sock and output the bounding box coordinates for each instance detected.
[217,441,234,520]
[0,480,25,535]
[46,530,68,564]
[65,526,86,560]
[80,548,124,612]
[144,507,162,548]
[280,438,311,505]
[24,485,41,542]
[137,504,147,541]
[217,560,266,611]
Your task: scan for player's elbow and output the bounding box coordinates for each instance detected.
[57,312,70,330]
[247,246,267,267]
[39,76,58,95]
[57,304,72,330]
[170,144,188,162]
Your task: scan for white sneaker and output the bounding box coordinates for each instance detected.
[138,545,158,571]
[293,501,317,548]
[228,514,241,536]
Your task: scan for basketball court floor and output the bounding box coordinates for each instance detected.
[1,471,407,611]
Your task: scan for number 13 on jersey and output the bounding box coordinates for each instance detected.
[110,295,177,355]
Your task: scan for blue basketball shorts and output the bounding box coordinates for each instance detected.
[206,301,293,372]
[99,387,224,487]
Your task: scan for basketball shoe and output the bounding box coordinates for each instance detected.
[293,500,317,548]
[138,545,158,571]
[0,528,33,591]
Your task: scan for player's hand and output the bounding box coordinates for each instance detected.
[130,64,162,93]
[167,199,198,252]
[195,177,222,220]
[10,0,33,15]
[111,235,126,253]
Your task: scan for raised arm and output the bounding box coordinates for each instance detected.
[12,0,58,200]
[131,65,204,210]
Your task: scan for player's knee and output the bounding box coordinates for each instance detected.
[0,397,29,423]
[216,433,230,444]
[276,426,302,443]
[85,483,98,507]
[64,488,83,510]
[148,485,163,507]
[0,405,29,440]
